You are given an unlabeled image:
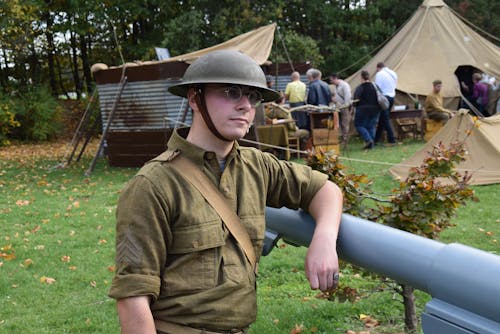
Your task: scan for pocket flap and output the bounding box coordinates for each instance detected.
[169,219,225,254]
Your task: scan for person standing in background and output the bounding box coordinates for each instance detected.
[285,71,307,129]
[462,73,490,116]
[353,70,381,150]
[374,62,397,146]
[329,73,352,143]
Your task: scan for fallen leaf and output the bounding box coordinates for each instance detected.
[90,281,97,288]
[15,200,30,206]
[61,255,71,263]
[40,276,56,284]
[69,266,77,270]
[23,258,33,267]
[107,265,115,272]
[98,239,107,245]
[290,323,304,334]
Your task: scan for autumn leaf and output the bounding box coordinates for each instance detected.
[61,255,71,263]
[40,276,56,284]
[290,323,304,334]
[15,199,30,206]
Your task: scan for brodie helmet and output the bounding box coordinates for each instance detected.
[168,50,280,103]
[168,50,280,141]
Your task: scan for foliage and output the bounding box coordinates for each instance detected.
[305,148,376,219]
[307,134,479,331]
[0,95,20,146]
[270,30,325,68]
[10,86,64,141]
[1,1,497,99]
[380,141,478,239]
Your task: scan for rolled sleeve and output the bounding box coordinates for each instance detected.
[109,175,170,301]
[262,153,328,210]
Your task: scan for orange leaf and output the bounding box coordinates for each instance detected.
[61,255,71,263]
[290,323,304,334]
[40,276,56,284]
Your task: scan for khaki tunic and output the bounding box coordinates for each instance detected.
[109,129,327,331]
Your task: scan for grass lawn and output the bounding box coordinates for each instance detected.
[0,138,498,333]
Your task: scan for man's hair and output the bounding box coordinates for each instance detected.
[312,69,321,79]
[329,73,339,80]
[291,71,300,80]
[433,79,442,86]
[376,62,385,69]
[472,73,482,82]
[361,70,370,80]
[306,68,315,77]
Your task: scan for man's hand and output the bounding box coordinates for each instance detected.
[305,228,339,291]
[306,181,343,292]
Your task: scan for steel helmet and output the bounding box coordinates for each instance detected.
[168,50,280,102]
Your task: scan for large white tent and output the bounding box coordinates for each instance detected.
[346,0,500,110]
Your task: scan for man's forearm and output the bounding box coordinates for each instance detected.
[117,296,156,334]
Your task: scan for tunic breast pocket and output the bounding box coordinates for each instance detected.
[163,219,225,296]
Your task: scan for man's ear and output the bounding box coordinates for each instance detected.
[187,88,199,112]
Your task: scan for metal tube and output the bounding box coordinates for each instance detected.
[265,207,500,324]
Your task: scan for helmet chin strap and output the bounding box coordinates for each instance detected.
[194,87,233,142]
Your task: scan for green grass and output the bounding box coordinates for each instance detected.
[0,139,498,333]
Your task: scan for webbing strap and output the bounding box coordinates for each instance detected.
[168,156,257,273]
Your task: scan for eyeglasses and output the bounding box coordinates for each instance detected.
[209,85,263,107]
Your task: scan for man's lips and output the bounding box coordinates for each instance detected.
[230,117,249,124]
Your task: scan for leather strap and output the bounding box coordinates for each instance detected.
[168,155,257,273]
[155,319,247,334]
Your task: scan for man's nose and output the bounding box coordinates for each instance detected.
[236,95,252,111]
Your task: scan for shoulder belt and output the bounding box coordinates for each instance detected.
[166,152,257,273]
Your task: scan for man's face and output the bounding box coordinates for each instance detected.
[433,84,442,93]
[330,77,339,85]
[193,84,257,140]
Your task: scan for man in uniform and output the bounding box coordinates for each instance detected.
[424,79,454,123]
[109,50,343,334]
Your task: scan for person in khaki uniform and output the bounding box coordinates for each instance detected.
[264,101,310,149]
[109,50,343,334]
[424,79,454,123]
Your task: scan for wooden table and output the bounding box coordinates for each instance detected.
[390,109,424,140]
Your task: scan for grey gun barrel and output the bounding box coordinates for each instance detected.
[265,207,500,334]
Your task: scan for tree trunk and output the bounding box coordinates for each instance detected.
[79,34,93,94]
[401,284,418,332]
[45,10,57,96]
[70,30,81,99]
[55,56,70,99]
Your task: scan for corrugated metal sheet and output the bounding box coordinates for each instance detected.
[97,79,192,132]
[96,76,311,133]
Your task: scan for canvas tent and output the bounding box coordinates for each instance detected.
[389,112,500,185]
[346,0,500,110]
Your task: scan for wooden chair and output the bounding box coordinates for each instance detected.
[287,136,300,159]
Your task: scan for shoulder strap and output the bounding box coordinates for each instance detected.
[167,155,257,273]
